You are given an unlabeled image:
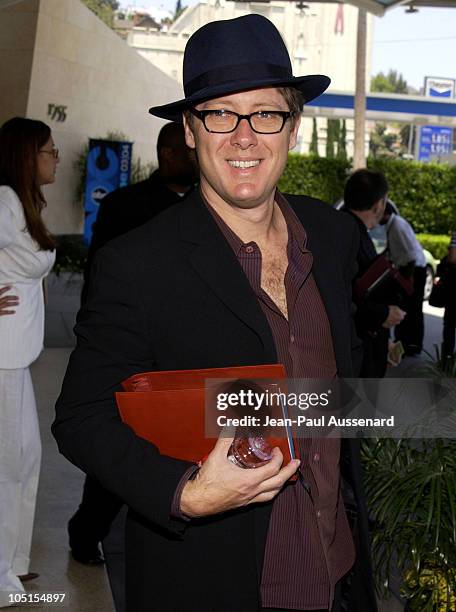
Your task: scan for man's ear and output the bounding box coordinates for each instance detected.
[288,114,301,151]
[372,198,385,219]
[371,200,380,217]
[183,113,196,150]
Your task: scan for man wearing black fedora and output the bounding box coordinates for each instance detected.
[54,14,376,612]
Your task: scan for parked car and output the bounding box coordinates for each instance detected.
[334,199,438,300]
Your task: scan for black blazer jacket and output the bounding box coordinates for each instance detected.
[53,190,376,612]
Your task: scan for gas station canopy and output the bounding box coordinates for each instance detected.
[0,0,454,15]
[308,0,455,17]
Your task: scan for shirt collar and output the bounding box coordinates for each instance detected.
[202,189,308,255]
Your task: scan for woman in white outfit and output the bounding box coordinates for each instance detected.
[0,117,58,607]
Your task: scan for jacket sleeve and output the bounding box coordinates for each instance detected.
[343,215,363,376]
[52,244,194,536]
[355,299,389,334]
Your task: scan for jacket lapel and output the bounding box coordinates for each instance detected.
[178,191,276,359]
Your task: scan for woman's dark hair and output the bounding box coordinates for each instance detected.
[344,169,389,212]
[0,117,55,250]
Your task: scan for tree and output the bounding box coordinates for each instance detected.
[82,0,119,29]
[369,123,400,158]
[337,120,347,160]
[174,0,186,21]
[326,119,340,159]
[309,118,319,156]
[370,70,409,158]
[371,70,408,94]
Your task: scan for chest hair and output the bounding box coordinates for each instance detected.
[260,243,289,319]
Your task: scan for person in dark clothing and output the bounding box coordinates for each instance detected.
[54,15,377,612]
[343,170,405,377]
[70,122,197,566]
[83,122,198,299]
[88,122,197,254]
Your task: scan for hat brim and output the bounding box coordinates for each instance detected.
[149,74,330,122]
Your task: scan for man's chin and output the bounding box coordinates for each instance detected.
[228,184,269,206]
[227,195,273,210]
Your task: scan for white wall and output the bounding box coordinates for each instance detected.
[0,0,39,122]
[5,0,182,233]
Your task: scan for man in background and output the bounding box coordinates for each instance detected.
[343,169,405,377]
[88,121,197,255]
[381,201,426,356]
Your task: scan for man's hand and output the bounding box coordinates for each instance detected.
[0,286,19,316]
[180,434,300,518]
[382,305,406,329]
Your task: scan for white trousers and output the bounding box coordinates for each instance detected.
[0,368,41,607]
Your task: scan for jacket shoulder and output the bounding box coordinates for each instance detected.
[101,177,152,206]
[98,197,185,257]
[285,193,359,238]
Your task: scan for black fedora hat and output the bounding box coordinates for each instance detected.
[149,14,330,122]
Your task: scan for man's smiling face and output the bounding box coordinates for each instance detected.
[183,87,300,211]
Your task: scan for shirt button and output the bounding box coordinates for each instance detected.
[245,245,254,254]
[316,510,321,518]
[313,453,320,462]
[290,334,295,343]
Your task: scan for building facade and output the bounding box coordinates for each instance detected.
[0,0,181,234]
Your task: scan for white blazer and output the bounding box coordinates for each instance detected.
[0,186,55,369]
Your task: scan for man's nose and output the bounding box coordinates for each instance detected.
[230,116,258,148]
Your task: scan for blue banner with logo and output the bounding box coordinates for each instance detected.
[83,139,133,244]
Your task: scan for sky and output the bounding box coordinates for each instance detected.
[122,2,456,92]
[372,6,456,91]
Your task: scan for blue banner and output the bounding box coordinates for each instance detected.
[83,139,133,244]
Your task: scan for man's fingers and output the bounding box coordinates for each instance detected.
[0,286,12,296]
[249,489,282,504]
[247,446,284,479]
[211,427,236,456]
[248,459,300,504]
[257,459,300,493]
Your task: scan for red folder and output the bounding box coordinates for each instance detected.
[354,252,413,303]
[116,364,299,469]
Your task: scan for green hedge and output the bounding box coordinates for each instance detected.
[416,233,450,261]
[367,158,456,235]
[279,154,456,235]
[278,154,350,205]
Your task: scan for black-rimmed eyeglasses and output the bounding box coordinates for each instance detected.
[189,108,295,134]
[39,148,59,159]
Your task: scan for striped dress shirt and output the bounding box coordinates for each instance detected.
[206,192,355,610]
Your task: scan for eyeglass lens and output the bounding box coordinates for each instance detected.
[204,111,286,133]
[40,148,59,158]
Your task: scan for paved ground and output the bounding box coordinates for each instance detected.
[18,349,114,612]
[15,303,445,611]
